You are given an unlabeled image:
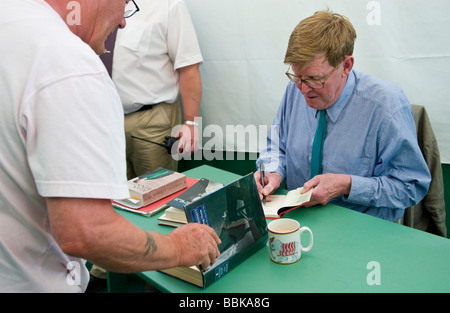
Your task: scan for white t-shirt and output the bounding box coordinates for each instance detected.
[0,0,129,292]
[113,0,204,113]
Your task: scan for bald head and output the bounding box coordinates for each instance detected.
[45,0,127,54]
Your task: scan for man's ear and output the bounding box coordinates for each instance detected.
[342,55,354,76]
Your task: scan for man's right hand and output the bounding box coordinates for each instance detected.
[254,171,282,202]
[167,223,221,270]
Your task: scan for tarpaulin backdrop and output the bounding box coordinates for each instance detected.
[185,0,450,163]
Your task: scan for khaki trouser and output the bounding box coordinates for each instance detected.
[124,100,181,179]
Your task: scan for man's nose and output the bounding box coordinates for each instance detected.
[296,81,313,93]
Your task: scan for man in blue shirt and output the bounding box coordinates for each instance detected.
[255,11,431,222]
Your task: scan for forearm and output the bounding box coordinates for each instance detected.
[81,217,179,273]
[47,198,179,273]
[346,106,431,209]
[347,173,430,209]
[47,198,220,273]
[178,63,202,122]
[84,215,220,272]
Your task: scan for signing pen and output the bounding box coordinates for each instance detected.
[260,163,266,204]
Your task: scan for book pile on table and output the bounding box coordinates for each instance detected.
[112,167,191,217]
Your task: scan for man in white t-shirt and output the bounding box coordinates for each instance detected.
[0,0,220,293]
[109,0,203,177]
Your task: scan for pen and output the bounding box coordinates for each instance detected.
[260,163,266,204]
[132,169,170,182]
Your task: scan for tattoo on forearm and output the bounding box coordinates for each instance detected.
[144,232,157,256]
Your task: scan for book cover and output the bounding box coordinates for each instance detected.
[262,187,313,219]
[167,178,223,209]
[125,168,187,207]
[162,179,223,224]
[159,173,268,288]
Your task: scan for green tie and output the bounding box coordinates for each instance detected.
[310,110,327,179]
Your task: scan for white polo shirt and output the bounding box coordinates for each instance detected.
[0,0,129,292]
[112,0,204,113]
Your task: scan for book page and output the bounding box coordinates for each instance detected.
[284,187,312,207]
[262,187,313,218]
[262,195,287,216]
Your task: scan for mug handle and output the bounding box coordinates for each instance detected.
[299,226,313,252]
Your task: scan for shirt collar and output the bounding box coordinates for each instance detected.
[324,70,356,123]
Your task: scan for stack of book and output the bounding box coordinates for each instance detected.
[113,167,313,222]
[112,169,314,288]
[112,168,194,217]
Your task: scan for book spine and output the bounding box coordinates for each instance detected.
[202,234,268,288]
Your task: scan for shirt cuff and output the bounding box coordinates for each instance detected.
[347,175,374,206]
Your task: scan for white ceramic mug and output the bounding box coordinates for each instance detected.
[267,218,313,264]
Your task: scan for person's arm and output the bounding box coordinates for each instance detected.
[175,63,202,154]
[302,106,430,210]
[345,107,431,210]
[46,197,220,272]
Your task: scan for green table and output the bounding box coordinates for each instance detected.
[109,165,450,293]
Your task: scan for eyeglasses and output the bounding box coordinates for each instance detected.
[285,65,337,89]
[124,0,140,18]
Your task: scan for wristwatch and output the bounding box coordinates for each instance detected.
[184,120,199,127]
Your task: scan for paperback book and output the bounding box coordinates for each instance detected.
[112,168,193,216]
[127,168,187,207]
[112,177,199,217]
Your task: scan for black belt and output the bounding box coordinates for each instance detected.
[136,104,154,112]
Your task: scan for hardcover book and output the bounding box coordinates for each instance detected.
[167,178,223,209]
[160,179,223,224]
[262,187,313,219]
[159,173,268,288]
[158,212,187,227]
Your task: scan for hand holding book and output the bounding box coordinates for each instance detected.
[298,173,351,207]
[167,223,221,270]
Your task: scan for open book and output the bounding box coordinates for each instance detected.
[263,187,313,219]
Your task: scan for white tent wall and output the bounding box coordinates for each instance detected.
[184,0,450,163]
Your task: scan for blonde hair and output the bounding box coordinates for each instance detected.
[284,10,357,69]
